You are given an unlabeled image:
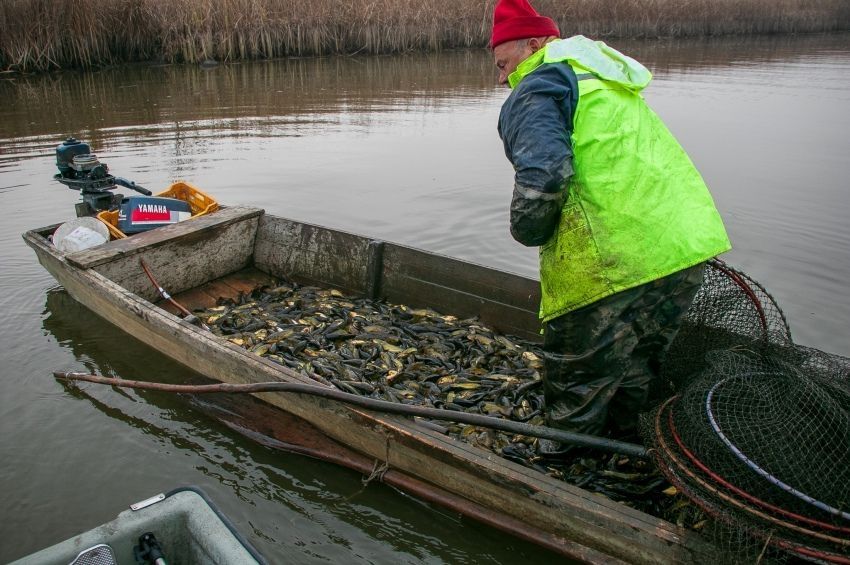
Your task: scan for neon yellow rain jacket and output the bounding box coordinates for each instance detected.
[499,36,731,321]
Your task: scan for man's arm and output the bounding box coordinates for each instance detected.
[498,63,577,247]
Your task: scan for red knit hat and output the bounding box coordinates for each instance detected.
[490,0,560,48]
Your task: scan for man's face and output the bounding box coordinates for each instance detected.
[493,39,534,86]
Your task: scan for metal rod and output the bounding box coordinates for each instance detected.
[54,371,648,458]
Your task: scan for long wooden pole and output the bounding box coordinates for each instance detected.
[54,371,649,458]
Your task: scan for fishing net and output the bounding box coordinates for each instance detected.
[643,259,850,563]
[654,259,792,398]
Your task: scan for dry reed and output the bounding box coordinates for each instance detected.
[1,0,849,72]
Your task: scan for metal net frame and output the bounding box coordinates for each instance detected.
[643,259,850,563]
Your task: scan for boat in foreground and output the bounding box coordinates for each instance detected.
[11,487,265,564]
[23,205,714,564]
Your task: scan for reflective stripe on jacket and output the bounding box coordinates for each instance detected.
[507,36,731,321]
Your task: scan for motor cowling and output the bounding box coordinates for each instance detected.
[118,196,191,234]
[55,138,91,174]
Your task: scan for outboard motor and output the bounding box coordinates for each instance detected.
[54,138,190,234]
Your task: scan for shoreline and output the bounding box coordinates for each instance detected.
[2,0,849,73]
[2,31,849,86]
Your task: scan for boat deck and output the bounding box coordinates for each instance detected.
[158,267,277,315]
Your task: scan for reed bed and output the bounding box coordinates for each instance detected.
[2,0,849,72]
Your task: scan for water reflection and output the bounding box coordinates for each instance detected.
[3,33,848,149]
[614,32,850,74]
[1,51,497,146]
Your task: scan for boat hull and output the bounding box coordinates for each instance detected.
[24,206,712,564]
[10,488,265,565]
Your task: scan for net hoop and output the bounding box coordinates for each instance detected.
[653,398,850,560]
[705,373,850,522]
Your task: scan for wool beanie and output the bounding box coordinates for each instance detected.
[490,0,560,48]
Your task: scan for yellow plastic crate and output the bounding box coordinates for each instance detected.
[97,181,218,240]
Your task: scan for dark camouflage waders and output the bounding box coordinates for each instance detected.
[541,263,705,443]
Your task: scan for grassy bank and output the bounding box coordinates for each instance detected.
[2,0,849,72]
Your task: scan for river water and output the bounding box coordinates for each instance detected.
[1,34,848,563]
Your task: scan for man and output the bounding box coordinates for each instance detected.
[492,0,731,449]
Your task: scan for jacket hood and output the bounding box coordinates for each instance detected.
[543,35,652,92]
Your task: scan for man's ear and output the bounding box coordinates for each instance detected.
[528,37,542,53]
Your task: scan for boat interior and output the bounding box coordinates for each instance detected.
[34,205,543,341]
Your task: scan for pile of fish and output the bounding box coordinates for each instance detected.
[195,279,704,526]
